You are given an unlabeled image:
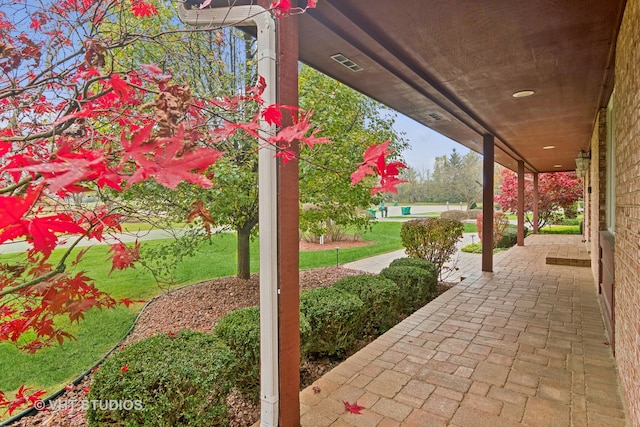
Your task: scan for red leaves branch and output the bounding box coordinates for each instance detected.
[0,386,46,416]
[350,140,408,194]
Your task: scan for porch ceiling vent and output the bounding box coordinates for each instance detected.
[330,53,363,72]
[426,112,444,121]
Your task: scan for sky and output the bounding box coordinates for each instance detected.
[392,113,469,174]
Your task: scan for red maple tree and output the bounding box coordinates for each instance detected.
[494,169,583,229]
[0,0,404,415]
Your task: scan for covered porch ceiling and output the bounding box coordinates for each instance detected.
[296,0,625,173]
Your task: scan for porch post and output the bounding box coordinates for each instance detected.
[517,160,525,246]
[533,172,539,234]
[482,134,494,272]
[273,7,301,426]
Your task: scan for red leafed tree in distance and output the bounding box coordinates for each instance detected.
[494,169,583,229]
[0,0,404,414]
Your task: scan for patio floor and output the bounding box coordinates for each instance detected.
[299,235,631,427]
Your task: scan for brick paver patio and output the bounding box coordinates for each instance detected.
[300,235,630,426]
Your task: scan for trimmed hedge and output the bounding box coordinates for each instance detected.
[213,306,313,398]
[439,210,468,221]
[300,287,364,357]
[379,265,436,314]
[213,306,260,400]
[389,257,437,275]
[87,331,235,427]
[333,274,400,335]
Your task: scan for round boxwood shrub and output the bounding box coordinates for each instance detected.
[380,265,436,314]
[300,287,364,358]
[213,306,260,400]
[389,257,437,274]
[213,306,314,398]
[87,330,235,427]
[333,274,400,335]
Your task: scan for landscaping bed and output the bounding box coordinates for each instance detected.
[7,266,364,427]
[8,264,455,427]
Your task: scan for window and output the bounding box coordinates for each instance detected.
[606,93,615,233]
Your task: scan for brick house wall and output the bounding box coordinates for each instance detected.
[612,0,640,423]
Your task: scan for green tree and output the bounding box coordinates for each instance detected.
[105,17,263,280]
[396,167,432,203]
[298,65,407,240]
[430,149,482,208]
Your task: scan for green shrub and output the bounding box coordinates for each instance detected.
[333,275,400,335]
[495,224,531,248]
[213,306,314,396]
[389,257,437,274]
[400,218,464,274]
[87,331,235,427]
[561,217,581,226]
[467,208,482,218]
[299,287,364,358]
[439,210,468,221]
[461,242,483,253]
[539,225,581,234]
[213,306,260,400]
[379,266,436,314]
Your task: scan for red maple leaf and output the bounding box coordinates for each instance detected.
[107,74,131,102]
[262,104,282,126]
[3,386,46,416]
[125,125,224,189]
[108,242,140,273]
[343,400,364,415]
[119,298,145,308]
[271,0,291,13]
[0,189,85,257]
[350,140,407,195]
[130,1,158,18]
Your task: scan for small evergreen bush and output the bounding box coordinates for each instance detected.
[87,331,235,427]
[214,306,314,396]
[213,306,260,400]
[379,265,436,314]
[400,218,464,274]
[300,287,364,358]
[333,274,400,335]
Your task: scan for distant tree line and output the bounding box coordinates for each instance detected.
[394,149,482,208]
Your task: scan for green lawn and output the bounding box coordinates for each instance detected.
[0,222,403,408]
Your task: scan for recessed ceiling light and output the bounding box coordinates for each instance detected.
[554,164,562,168]
[543,145,555,149]
[512,90,535,98]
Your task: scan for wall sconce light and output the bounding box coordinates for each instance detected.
[575,150,591,178]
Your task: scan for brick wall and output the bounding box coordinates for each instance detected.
[613,0,640,423]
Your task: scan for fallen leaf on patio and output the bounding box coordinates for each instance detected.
[603,341,610,345]
[343,400,364,414]
[312,386,321,394]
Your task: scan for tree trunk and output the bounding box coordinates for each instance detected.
[236,217,258,279]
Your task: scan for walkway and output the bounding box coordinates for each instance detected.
[300,235,630,426]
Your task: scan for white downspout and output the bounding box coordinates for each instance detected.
[177,5,279,426]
